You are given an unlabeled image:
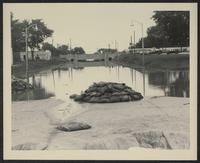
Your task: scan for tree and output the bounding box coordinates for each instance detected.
[135,11,189,49]
[135,37,153,48]
[11,16,54,60]
[152,11,189,47]
[42,42,59,56]
[57,45,70,55]
[27,19,54,60]
[72,47,85,55]
[11,19,27,52]
[135,25,171,48]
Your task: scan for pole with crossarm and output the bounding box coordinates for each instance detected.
[130,20,144,67]
[25,24,38,83]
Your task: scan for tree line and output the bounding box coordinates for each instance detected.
[42,43,85,57]
[135,11,189,49]
[11,13,85,60]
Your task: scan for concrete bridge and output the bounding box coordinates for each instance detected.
[60,53,119,63]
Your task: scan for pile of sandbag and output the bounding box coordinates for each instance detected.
[70,82,143,103]
[12,76,33,92]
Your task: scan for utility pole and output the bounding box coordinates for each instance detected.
[25,27,28,82]
[134,30,136,54]
[130,36,133,54]
[10,12,13,65]
[131,20,144,67]
[52,38,54,46]
[141,23,144,67]
[114,40,117,50]
[117,41,119,50]
[25,24,38,83]
[108,44,110,49]
[131,36,133,44]
[69,39,72,62]
[69,39,72,51]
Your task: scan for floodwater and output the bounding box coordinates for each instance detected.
[12,61,189,101]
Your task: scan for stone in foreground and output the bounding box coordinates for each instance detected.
[56,122,91,132]
[70,82,143,103]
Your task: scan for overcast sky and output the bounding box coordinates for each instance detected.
[4,3,193,53]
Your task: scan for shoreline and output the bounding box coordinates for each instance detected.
[114,53,189,70]
[12,53,189,79]
[12,96,189,150]
[12,60,66,79]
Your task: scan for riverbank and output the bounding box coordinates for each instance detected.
[12,96,189,150]
[12,59,66,79]
[114,53,189,70]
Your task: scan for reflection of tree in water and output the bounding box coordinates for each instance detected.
[12,74,55,101]
[148,70,189,97]
[167,71,189,97]
[73,67,84,70]
[148,71,166,86]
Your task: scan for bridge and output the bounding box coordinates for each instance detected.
[59,53,119,63]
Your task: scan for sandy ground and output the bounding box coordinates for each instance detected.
[12,96,190,150]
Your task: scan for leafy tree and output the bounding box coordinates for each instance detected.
[11,16,54,60]
[146,25,170,48]
[27,19,54,59]
[11,19,27,52]
[57,45,70,55]
[135,25,171,48]
[152,11,189,47]
[42,42,59,56]
[135,11,189,49]
[72,47,85,54]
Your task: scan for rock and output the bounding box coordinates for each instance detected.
[164,132,189,149]
[70,82,143,103]
[56,121,91,132]
[132,131,171,149]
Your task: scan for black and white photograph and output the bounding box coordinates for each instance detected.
[3,2,197,160]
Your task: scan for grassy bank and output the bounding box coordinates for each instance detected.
[12,59,65,78]
[114,53,189,70]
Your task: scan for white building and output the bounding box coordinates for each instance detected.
[20,50,51,61]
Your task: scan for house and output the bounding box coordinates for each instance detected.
[20,50,51,61]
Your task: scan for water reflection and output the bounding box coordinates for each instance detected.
[148,70,189,97]
[12,61,189,101]
[12,75,55,101]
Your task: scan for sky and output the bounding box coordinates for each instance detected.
[4,3,183,53]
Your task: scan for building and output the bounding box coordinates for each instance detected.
[97,48,117,54]
[20,50,52,61]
